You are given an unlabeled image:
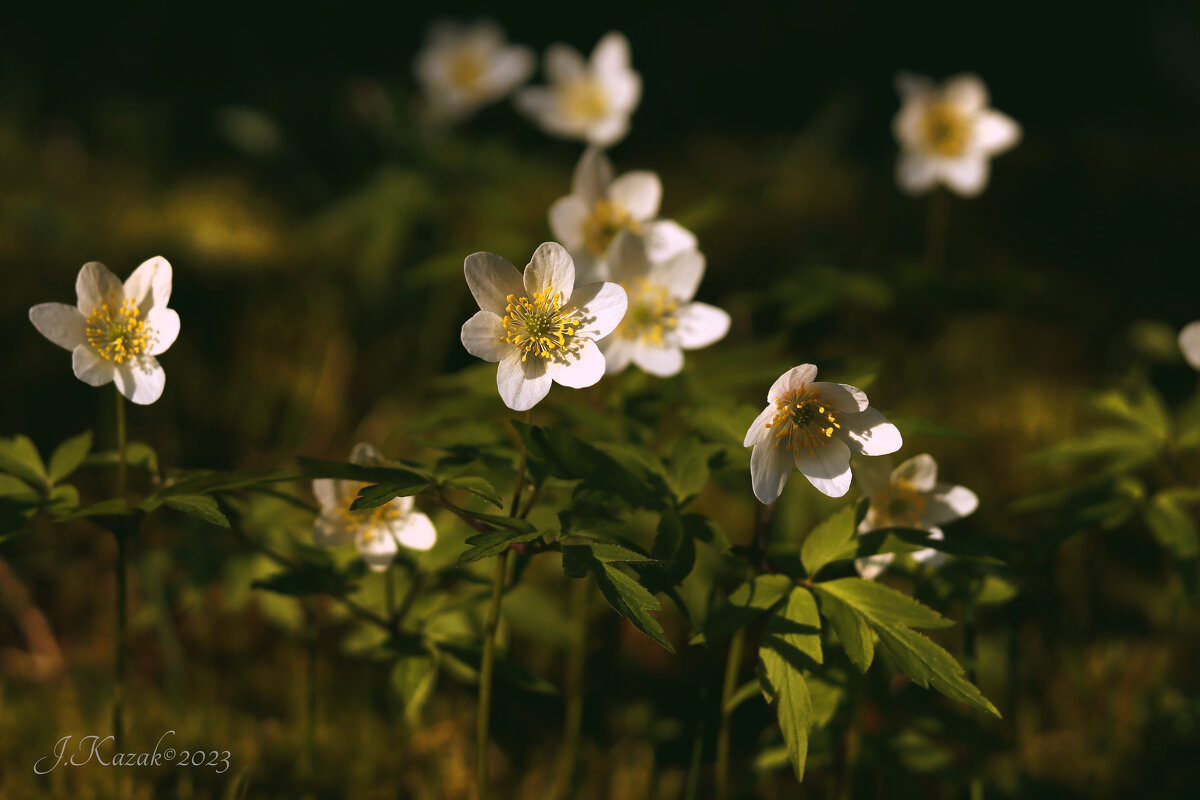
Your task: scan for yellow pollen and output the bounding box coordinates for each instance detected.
[499,290,584,362]
[763,384,842,456]
[582,200,639,255]
[921,102,970,157]
[447,48,486,93]
[85,294,151,364]
[562,78,610,123]
[616,276,678,346]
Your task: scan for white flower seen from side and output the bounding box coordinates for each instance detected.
[460,242,628,411]
[853,453,979,580]
[312,443,437,571]
[744,364,903,502]
[29,257,180,405]
[549,147,697,283]
[600,231,729,377]
[1179,321,1200,370]
[415,20,535,122]
[893,72,1021,197]
[515,32,640,147]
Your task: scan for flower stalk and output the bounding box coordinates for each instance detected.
[714,626,746,800]
[112,386,128,752]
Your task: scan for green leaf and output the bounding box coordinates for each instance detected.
[297,456,432,485]
[666,436,719,505]
[47,431,93,484]
[0,474,40,502]
[854,527,1007,564]
[758,632,813,781]
[392,653,438,723]
[0,435,48,490]
[512,422,663,509]
[451,506,538,533]
[690,574,793,645]
[593,562,675,653]
[441,476,503,508]
[814,578,953,630]
[800,506,858,578]
[649,509,696,586]
[86,442,159,476]
[724,679,764,713]
[350,478,432,510]
[766,587,823,665]
[871,623,999,716]
[1143,490,1200,560]
[151,494,230,528]
[810,586,874,671]
[459,529,541,564]
[682,512,732,553]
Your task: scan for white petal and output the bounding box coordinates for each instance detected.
[893,454,938,492]
[750,438,795,504]
[571,147,613,203]
[631,343,684,377]
[387,494,415,515]
[973,110,1021,154]
[350,442,383,465]
[600,71,640,113]
[607,230,651,285]
[809,382,870,413]
[591,32,631,77]
[545,44,586,84]
[314,514,354,546]
[938,154,989,197]
[465,252,525,316]
[146,308,180,355]
[484,47,535,96]
[572,250,607,284]
[461,311,508,362]
[855,553,895,581]
[29,303,86,351]
[549,196,590,250]
[942,73,988,112]
[114,357,165,405]
[838,407,902,456]
[649,249,704,302]
[911,528,946,566]
[75,262,124,314]
[896,152,937,196]
[599,336,635,374]
[570,281,627,340]
[744,404,775,448]
[674,302,730,350]
[796,437,853,498]
[123,256,173,314]
[526,242,576,298]
[767,364,819,403]
[1181,322,1200,370]
[497,352,552,411]
[357,525,398,571]
[608,171,661,221]
[924,484,979,526]
[585,114,632,148]
[72,345,116,387]
[392,512,437,551]
[548,339,606,388]
[312,478,339,510]
[892,103,926,149]
[642,219,698,262]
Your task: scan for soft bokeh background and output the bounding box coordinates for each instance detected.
[2,2,1200,798]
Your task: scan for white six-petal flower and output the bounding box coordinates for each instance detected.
[515,32,641,147]
[1179,321,1200,370]
[29,257,180,405]
[549,147,698,283]
[852,453,979,580]
[312,443,437,572]
[893,72,1021,197]
[744,364,902,502]
[600,231,729,377]
[460,242,628,411]
[415,20,535,122]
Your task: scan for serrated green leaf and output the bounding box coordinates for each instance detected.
[682,512,732,553]
[815,578,953,629]
[452,506,538,533]
[810,586,874,670]
[47,431,93,484]
[459,529,541,564]
[297,456,432,485]
[690,574,793,644]
[350,478,432,510]
[153,494,230,528]
[86,442,159,475]
[800,506,858,578]
[0,435,48,490]
[593,562,674,653]
[441,476,503,508]
[512,422,663,509]
[871,623,999,717]
[1143,491,1200,560]
[649,508,696,586]
[767,587,823,665]
[758,635,813,781]
[666,436,719,505]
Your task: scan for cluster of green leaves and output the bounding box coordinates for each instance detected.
[0,432,94,533]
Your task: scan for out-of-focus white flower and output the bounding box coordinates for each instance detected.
[415,20,535,121]
[515,32,640,146]
[460,242,627,411]
[600,231,728,377]
[549,147,697,283]
[893,72,1021,197]
[312,443,437,571]
[1179,322,1200,370]
[29,258,180,405]
[744,365,902,502]
[853,453,979,580]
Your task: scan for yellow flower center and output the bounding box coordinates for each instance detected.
[764,386,841,456]
[617,277,678,346]
[562,78,610,123]
[873,480,927,528]
[500,290,584,362]
[447,48,486,93]
[582,200,639,255]
[335,486,404,533]
[85,296,150,364]
[921,102,970,157]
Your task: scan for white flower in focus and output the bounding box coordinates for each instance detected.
[550,147,697,283]
[853,453,979,580]
[415,20,535,121]
[29,257,180,405]
[515,32,641,146]
[460,242,628,411]
[600,231,729,377]
[1179,321,1200,370]
[312,443,437,572]
[893,72,1021,197]
[744,365,902,502]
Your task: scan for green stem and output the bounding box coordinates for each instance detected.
[554,577,591,799]
[477,548,508,800]
[715,627,746,800]
[115,386,127,500]
[112,386,128,752]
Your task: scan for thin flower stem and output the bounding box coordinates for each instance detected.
[385,568,396,621]
[112,386,128,752]
[115,386,127,500]
[714,626,746,800]
[304,600,319,784]
[553,576,591,800]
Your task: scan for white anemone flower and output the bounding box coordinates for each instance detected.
[29,257,180,405]
[893,72,1021,197]
[515,32,641,147]
[415,20,535,122]
[549,147,697,283]
[853,453,979,580]
[460,242,628,411]
[1179,321,1200,370]
[744,364,902,502]
[600,231,729,377]
[312,443,437,571]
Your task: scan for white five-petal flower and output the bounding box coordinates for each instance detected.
[893,72,1021,197]
[29,257,180,405]
[744,365,902,502]
[853,453,979,580]
[1179,321,1200,370]
[549,147,697,283]
[312,443,437,572]
[460,242,628,411]
[600,231,729,377]
[415,20,535,122]
[515,32,641,147]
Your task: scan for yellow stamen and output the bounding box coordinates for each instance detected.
[499,290,584,362]
[85,294,151,364]
[871,479,927,528]
[582,200,639,255]
[921,102,970,157]
[764,384,841,456]
[616,276,679,346]
[562,78,610,124]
